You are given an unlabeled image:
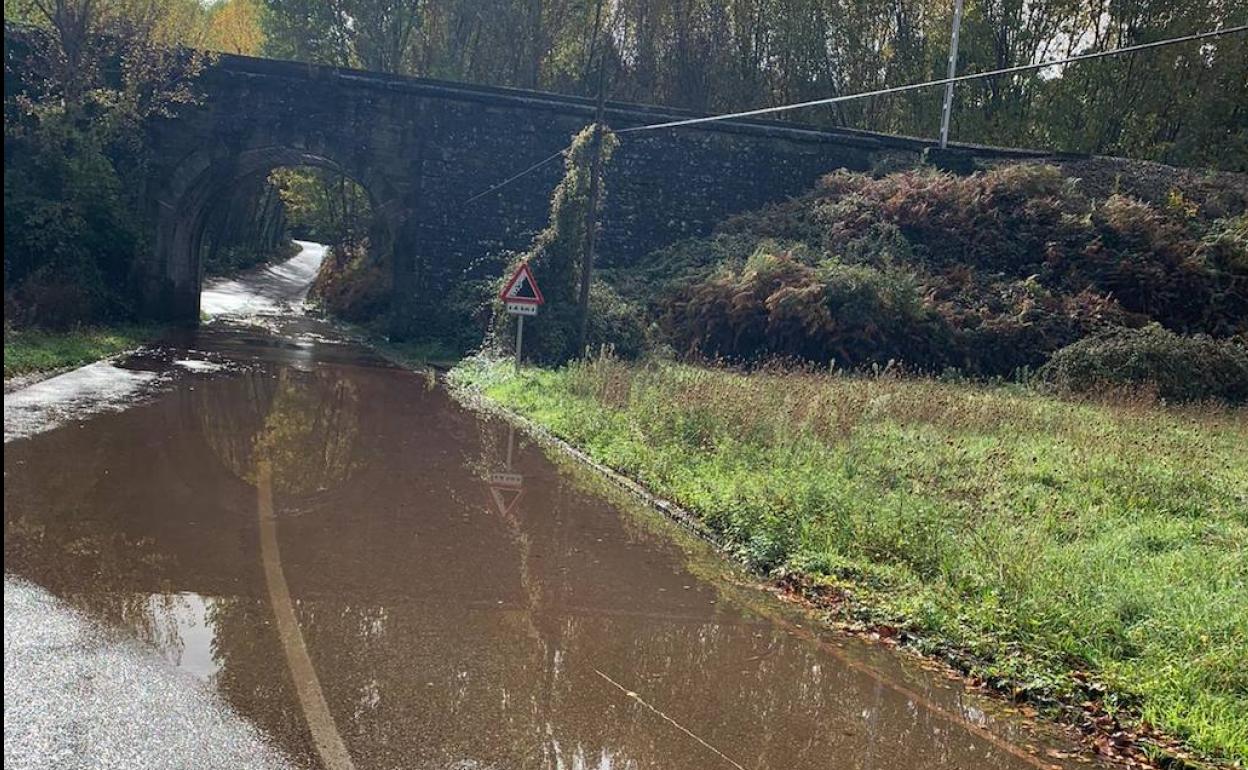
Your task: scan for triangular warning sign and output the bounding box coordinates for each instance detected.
[500,263,544,305]
[489,485,524,519]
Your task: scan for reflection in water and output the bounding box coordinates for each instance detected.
[2,324,1098,770]
[250,370,360,496]
[202,363,366,768]
[189,367,361,496]
[257,459,357,770]
[147,592,223,680]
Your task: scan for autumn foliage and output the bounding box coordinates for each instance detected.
[633,163,1247,397]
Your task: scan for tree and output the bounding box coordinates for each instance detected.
[4,0,209,324]
[257,0,1246,170]
[262,0,424,73]
[491,124,623,363]
[207,0,266,56]
[270,168,371,246]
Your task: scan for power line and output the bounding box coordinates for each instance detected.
[461,24,1246,203]
[618,25,1247,133]
[462,148,568,204]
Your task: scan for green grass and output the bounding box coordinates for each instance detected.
[451,353,1248,765]
[3,325,161,380]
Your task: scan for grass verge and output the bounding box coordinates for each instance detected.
[3,325,162,381]
[450,353,1248,767]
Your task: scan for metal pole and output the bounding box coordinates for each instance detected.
[505,424,515,469]
[577,53,608,356]
[939,0,964,149]
[514,315,525,374]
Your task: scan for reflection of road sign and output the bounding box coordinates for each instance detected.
[500,263,543,315]
[488,472,524,518]
[488,425,523,517]
[489,471,523,488]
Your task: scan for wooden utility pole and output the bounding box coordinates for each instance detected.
[576,53,608,356]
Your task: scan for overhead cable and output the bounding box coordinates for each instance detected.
[618,25,1248,133]
[462,24,1246,202]
[463,148,568,204]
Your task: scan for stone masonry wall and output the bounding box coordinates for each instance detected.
[133,52,1048,326]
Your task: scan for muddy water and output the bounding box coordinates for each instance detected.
[4,301,1102,769]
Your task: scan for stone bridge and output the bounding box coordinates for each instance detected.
[138,54,1045,329]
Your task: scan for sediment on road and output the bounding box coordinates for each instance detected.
[446,352,1248,770]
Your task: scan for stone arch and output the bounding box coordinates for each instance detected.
[149,146,406,321]
[116,50,1044,327]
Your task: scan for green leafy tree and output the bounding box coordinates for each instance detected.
[256,0,1247,170]
[270,167,371,246]
[206,0,266,56]
[4,0,210,325]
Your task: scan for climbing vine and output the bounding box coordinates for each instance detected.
[492,123,643,364]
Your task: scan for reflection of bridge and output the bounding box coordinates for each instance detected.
[124,53,1047,328]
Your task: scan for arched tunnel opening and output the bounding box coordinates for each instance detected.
[154,142,523,357]
[159,148,399,324]
[195,165,389,323]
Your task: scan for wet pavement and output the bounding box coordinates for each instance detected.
[5,577,295,770]
[4,244,1109,770]
[200,240,326,317]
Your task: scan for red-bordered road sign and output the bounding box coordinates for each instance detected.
[500,262,544,306]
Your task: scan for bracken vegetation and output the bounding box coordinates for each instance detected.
[309,239,391,324]
[610,162,1248,401]
[452,352,1248,765]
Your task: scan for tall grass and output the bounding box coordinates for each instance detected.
[453,353,1248,764]
[3,325,161,380]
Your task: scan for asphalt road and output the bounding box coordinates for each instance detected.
[4,576,299,770]
[4,248,326,770]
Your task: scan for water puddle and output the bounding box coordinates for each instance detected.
[3,239,1111,770]
[3,315,1110,770]
[4,576,294,770]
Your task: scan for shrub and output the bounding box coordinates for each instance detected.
[4,115,141,326]
[309,240,391,324]
[640,162,1247,377]
[608,234,813,307]
[1200,214,1248,275]
[584,280,648,359]
[660,250,955,369]
[4,22,208,328]
[1040,324,1248,403]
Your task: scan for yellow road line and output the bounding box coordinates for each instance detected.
[257,462,357,770]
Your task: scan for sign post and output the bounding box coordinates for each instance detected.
[499,262,544,373]
[514,315,525,374]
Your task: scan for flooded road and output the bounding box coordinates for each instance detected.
[4,245,1105,770]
